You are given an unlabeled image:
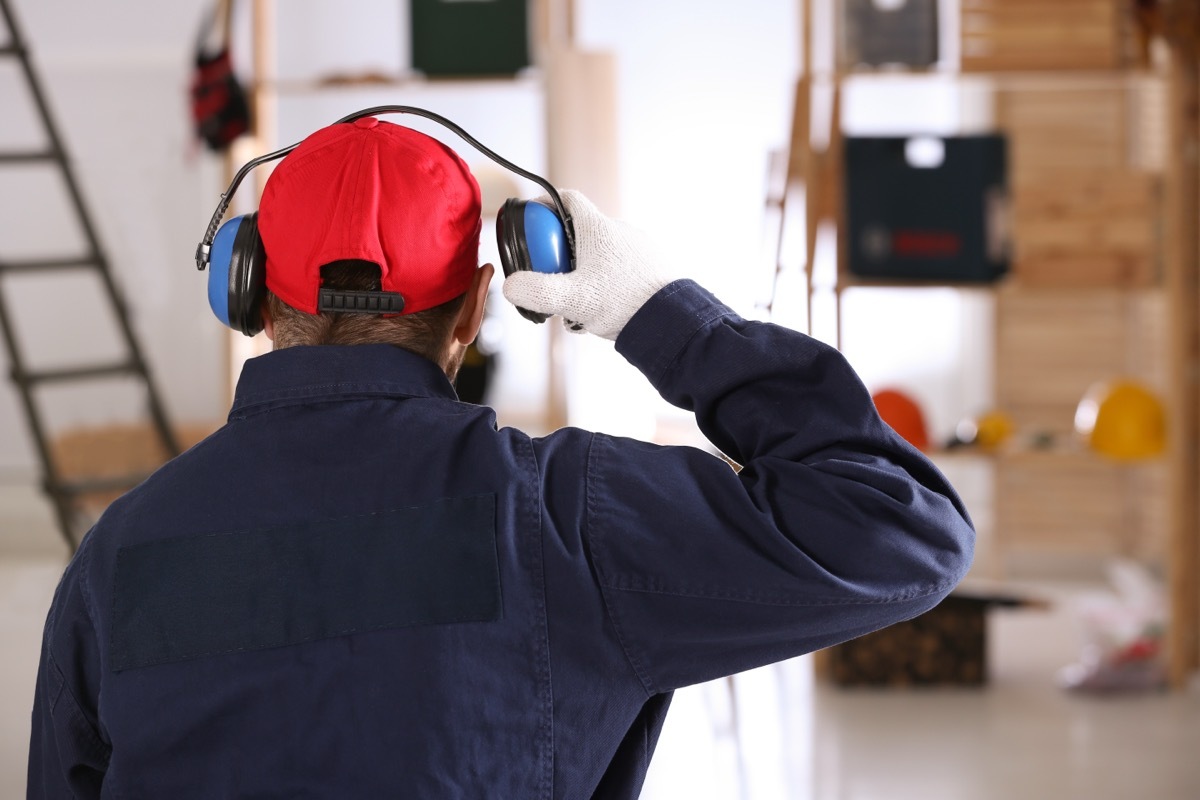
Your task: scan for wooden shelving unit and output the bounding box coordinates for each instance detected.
[1161,3,1200,692]
[960,0,1129,73]
[787,0,1199,687]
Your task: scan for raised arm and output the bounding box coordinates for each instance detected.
[505,191,975,693]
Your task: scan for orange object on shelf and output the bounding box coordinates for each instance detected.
[872,389,930,451]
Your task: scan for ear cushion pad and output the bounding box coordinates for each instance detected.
[496,198,529,278]
[227,212,267,336]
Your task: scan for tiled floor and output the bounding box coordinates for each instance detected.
[3,487,1199,799]
[640,590,1200,800]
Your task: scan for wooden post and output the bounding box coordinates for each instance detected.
[1163,1,1200,689]
[222,0,278,401]
[828,80,845,352]
[792,77,814,334]
[219,0,277,401]
[790,0,843,339]
[791,0,815,334]
[250,0,277,190]
[542,0,584,432]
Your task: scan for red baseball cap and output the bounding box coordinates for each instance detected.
[257,116,482,315]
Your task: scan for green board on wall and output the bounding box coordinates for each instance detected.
[411,0,530,77]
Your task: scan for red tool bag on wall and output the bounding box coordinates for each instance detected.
[190,0,249,152]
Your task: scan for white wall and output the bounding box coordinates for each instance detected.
[564,0,801,440]
[0,0,226,476]
[577,0,800,310]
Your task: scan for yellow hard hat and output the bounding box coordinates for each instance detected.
[1075,380,1166,461]
[974,410,1015,451]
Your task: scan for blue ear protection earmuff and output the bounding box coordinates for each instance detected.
[497,199,571,275]
[207,212,267,336]
[195,105,575,335]
[496,198,572,323]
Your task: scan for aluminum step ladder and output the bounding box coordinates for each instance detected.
[0,0,180,548]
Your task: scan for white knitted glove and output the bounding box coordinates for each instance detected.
[502,190,673,340]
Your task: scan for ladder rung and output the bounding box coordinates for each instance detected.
[0,256,97,273]
[21,362,139,385]
[0,150,56,164]
[54,473,151,497]
[0,45,23,57]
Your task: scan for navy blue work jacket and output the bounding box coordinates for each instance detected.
[29,280,974,798]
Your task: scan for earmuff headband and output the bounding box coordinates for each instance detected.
[195,142,300,271]
[194,106,575,272]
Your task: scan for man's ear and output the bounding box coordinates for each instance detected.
[453,263,495,347]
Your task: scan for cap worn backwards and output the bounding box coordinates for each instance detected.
[257,117,483,315]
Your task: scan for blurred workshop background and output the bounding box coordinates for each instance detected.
[2,0,1200,797]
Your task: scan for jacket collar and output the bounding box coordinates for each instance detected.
[229,344,459,420]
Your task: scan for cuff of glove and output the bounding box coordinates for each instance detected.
[615,280,734,385]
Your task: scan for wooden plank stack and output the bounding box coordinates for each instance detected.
[995,81,1128,173]
[995,80,1163,288]
[1009,171,1160,287]
[961,0,1127,72]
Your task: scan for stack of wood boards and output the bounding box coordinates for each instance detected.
[1008,172,1160,288]
[961,0,1127,72]
[995,79,1162,289]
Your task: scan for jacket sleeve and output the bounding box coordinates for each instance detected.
[586,280,976,694]
[28,534,109,799]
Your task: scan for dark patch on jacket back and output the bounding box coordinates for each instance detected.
[109,495,500,671]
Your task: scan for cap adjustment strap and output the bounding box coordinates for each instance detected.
[317,288,405,315]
